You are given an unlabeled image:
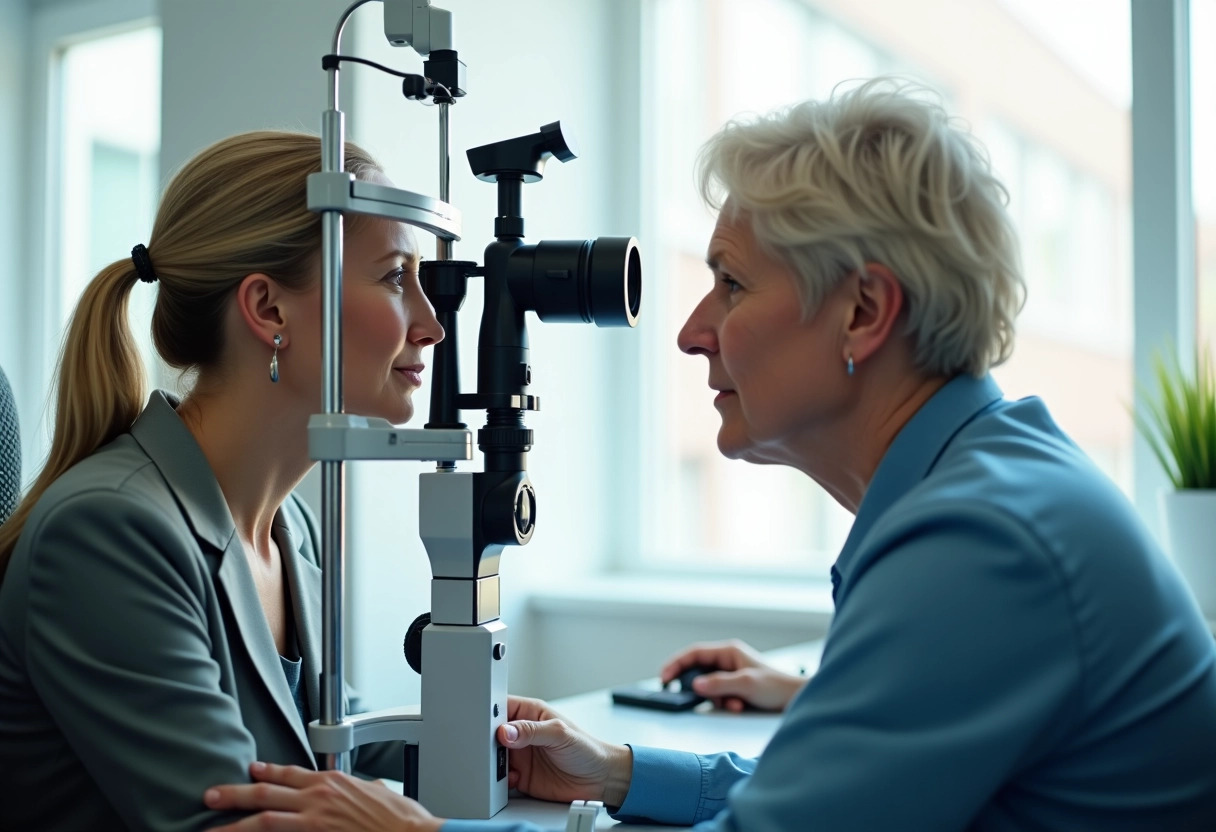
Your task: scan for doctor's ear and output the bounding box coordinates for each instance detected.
[842,263,904,366]
[234,273,290,349]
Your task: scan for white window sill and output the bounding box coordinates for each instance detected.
[524,572,835,629]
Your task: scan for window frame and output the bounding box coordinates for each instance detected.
[20,0,157,470]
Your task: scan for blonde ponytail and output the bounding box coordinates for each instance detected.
[0,258,146,576]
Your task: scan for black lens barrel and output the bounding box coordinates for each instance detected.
[508,236,641,327]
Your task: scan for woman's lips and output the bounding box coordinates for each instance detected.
[395,368,423,386]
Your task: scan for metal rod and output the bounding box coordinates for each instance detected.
[437,102,452,261]
[319,0,374,775]
[329,0,379,110]
[320,460,348,772]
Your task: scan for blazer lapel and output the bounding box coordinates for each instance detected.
[279,518,324,731]
[216,533,314,762]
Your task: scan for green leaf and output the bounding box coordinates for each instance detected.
[1134,347,1216,489]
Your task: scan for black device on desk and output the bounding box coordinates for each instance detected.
[611,666,714,712]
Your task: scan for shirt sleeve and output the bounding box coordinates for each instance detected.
[436,747,757,832]
[685,502,1080,832]
[24,490,259,832]
[612,746,757,825]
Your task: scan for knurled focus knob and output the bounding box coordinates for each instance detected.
[477,427,534,449]
[403,612,430,675]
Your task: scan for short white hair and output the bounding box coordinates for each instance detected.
[696,77,1026,377]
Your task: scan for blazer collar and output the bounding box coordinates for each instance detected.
[129,391,235,553]
[131,391,316,762]
[832,374,1005,592]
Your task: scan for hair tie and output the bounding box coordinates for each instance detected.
[131,244,158,284]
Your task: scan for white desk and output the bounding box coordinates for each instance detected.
[488,640,825,830]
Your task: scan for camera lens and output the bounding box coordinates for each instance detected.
[509,236,641,327]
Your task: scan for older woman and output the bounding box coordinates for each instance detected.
[206,79,1216,831]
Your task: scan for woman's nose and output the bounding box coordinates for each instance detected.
[677,296,718,357]
[411,295,445,347]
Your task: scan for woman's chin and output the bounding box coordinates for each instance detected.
[715,429,751,460]
[350,398,414,426]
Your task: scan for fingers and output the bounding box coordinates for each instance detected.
[204,782,303,813]
[498,717,570,750]
[247,762,323,788]
[507,695,555,722]
[659,640,757,684]
[690,668,755,700]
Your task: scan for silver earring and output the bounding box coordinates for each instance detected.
[269,333,281,383]
[847,354,854,376]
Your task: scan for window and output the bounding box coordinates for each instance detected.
[54,26,162,385]
[1196,0,1216,347]
[635,0,1133,575]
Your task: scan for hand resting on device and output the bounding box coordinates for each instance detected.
[660,639,806,713]
[205,696,635,828]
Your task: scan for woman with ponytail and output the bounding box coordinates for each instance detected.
[0,130,443,830]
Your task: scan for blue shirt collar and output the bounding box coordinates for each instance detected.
[830,374,1005,597]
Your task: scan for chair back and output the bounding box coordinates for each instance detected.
[0,367,21,524]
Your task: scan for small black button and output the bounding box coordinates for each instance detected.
[493,642,507,660]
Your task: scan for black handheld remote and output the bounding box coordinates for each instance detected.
[610,686,704,711]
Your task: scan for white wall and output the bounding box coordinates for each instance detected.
[0,0,28,415]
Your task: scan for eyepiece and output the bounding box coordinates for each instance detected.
[508,236,641,327]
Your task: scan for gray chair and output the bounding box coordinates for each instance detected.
[0,366,20,524]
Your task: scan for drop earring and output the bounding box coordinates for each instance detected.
[269,333,282,383]
[847,353,854,377]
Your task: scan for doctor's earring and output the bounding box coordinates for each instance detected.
[269,333,282,383]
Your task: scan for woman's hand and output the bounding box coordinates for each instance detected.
[204,762,442,832]
[498,695,633,807]
[660,639,806,713]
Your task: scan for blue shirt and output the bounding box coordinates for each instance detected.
[446,375,1216,832]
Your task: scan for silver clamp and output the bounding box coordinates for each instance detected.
[307,171,462,241]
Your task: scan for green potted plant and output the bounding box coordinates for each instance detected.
[1135,349,1216,620]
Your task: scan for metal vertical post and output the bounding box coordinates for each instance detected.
[316,0,373,774]
[437,102,452,261]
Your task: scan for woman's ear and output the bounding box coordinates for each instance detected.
[234,273,288,349]
[843,263,904,366]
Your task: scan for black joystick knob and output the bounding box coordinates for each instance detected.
[403,612,431,675]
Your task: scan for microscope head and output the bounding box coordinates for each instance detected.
[384,0,453,56]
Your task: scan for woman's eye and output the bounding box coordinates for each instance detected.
[720,276,742,294]
[384,267,407,288]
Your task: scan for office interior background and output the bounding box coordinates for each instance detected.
[0,0,1210,707]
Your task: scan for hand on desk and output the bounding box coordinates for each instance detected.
[202,698,633,831]
[499,695,634,808]
[205,761,442,832]
[661,639,806,713]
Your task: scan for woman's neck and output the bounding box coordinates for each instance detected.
[177,377,313,557]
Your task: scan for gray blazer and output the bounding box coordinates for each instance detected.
[0,392,401,831]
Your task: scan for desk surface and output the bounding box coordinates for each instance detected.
[491,640,825,830]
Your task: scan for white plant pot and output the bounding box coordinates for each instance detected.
[1159,489,1216,621]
